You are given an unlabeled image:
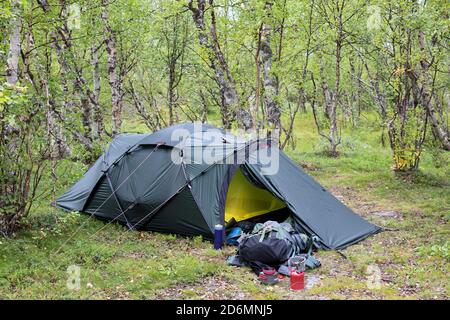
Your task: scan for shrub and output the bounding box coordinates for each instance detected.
[0,83,50,236]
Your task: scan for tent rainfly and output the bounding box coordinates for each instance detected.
[56,123,381,250]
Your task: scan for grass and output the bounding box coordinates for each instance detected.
[0,112,448,299]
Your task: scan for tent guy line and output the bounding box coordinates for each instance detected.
[56,123,381,250]
[51,143,164,256]
[56,137,256,254]
[85,140,260,244]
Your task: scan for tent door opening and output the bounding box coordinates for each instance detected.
[224,168,286,223]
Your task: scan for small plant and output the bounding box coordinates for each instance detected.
[416,242,450,261]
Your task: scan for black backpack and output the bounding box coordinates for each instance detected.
[239,231,291,265]
[238,221,309,265]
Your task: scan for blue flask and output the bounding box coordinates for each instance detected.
[213,224,224,250]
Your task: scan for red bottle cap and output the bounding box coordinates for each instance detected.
[262,268,277,275]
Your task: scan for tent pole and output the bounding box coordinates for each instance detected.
[102,143,163,230]
[105,172,134,230]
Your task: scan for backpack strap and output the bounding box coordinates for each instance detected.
[304,235,321,269]
[286,234,322,269]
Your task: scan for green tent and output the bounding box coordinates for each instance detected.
[56,123,380,249]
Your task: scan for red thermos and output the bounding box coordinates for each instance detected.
[290,270,305,290]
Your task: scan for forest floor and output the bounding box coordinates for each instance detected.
[0,114,448,299]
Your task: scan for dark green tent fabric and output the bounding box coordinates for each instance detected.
[244,153,380,249]
[142,186,212,238]
[55,123,381,249]
[56,133,146,212]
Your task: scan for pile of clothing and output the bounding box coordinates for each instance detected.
[226,219,321,282]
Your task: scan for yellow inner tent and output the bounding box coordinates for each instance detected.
[224,169,286,222]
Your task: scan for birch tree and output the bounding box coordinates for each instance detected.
[188,0,252,129]
[101,0,122,136]
[260,1,281,134]
[5,0,21,85]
